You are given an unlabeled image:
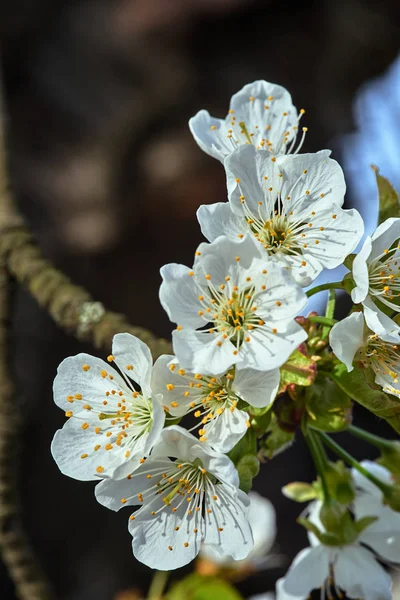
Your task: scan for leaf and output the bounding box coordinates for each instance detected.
[279,348,317,393]
[305,374,352,432]
[329,361,400,434]
[261,413,295,459]
[372,165,400,224]
[167,574,244,600]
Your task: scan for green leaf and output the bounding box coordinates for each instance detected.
[305,374,352,432]
[282,481,317,502]
[373,165,400,224]
[167,574,244,600]
[261,413,295,459]
[279,348,317,392]
[329,361,400,434]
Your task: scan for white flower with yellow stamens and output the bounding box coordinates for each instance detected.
[152,356,279,452]
[198,146,364,286]
[95,426,254,571]
[159,236,307,375]
[51,333,165,481]
[189,80,306,163]
[352,217,400,311]
[330,300,400,396]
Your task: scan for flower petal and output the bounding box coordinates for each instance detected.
[329,312,365,372]
[197,202,245,243]
[233,367,279,408]
[53,353,126,412]
[159,263,204,328]
[112,333,153,396]
[282,545,330,597]
[130,496,203,570]
[172,328,237,375]
[354,491,400,563]
[278,150,346,209]
[335,545,392,600]
[351,236,372,304]
[203,484,253,561]
[247,492,276,558]
[352,460,393,494]
[203,406,249,453]
[189,109,232,162]
[369,217,400,261]
[363,297,400,343]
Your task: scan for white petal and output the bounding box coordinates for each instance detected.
[203,485,253,561]
[352,460,393,494]
[225,144,277,216]
[370,217,400,261]
[281,251,324,287]
[172,328,237,375]
[254,261,307,322]
[276,577,306,600]
[189,109,231,162]
[112,333,153,396]
[335,545,392,600]
[230,80,298,155]
[151,355,195,416]
[53,353,126,412]
[282,545,330,597]
[95,458,172,510]
[363,297,400,343]
[203,407,249,453]
[233,367,280,408]
[130,496,203,570]
[329,312,365,371]
[51,415,129,481]
[159,263,204,328]
[247,492,276,558]
[351,236,372,304]
[197,203,245,243]
[278,150,346,209]
[354,491,400,563]
[237,321,307,371]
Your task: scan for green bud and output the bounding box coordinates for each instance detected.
[342,273,355,294]
[325,461,355,504]
[343,254,356,270]
[319,499,346,532]
[236,454,260,494]
[383,484,400,512]
[282,481,318,503]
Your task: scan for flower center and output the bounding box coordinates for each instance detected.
[364,334,400,393]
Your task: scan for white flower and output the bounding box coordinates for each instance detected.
[352,217,400,311]
[159,235,307,375]
[278,461,400,600]
[199,491,276,570]
[152,355,279,452]
[51,333,165,481]
[352,460,400,564]
[197,146,364,286]
[189,80,305,163]
[329,299,400,396]
[95,426,254,571]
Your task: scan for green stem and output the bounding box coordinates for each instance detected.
[318,431,393,497]
[305,429,330,501]
[348,425,394,451]
[306,281,344,298]
[308,316,338,327]
[322,289,336,339]
[148,571,169,600]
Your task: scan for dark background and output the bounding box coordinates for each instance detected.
[0,0,399,598]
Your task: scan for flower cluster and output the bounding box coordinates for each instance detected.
[51,79,400,598]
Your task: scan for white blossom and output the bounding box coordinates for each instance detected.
[278,461,400,600]
[330,299,400,396]
[199,491,276,570]
[197,146,363,286]
[51,333,165,480]
[159,235,307,375]
[189,80,305,163]
[352,217,400,311]
[95,426,254,571]
[152,356,278,452]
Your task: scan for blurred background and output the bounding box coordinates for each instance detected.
[0,0,399,598]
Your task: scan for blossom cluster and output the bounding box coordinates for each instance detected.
[51,80,400,599]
